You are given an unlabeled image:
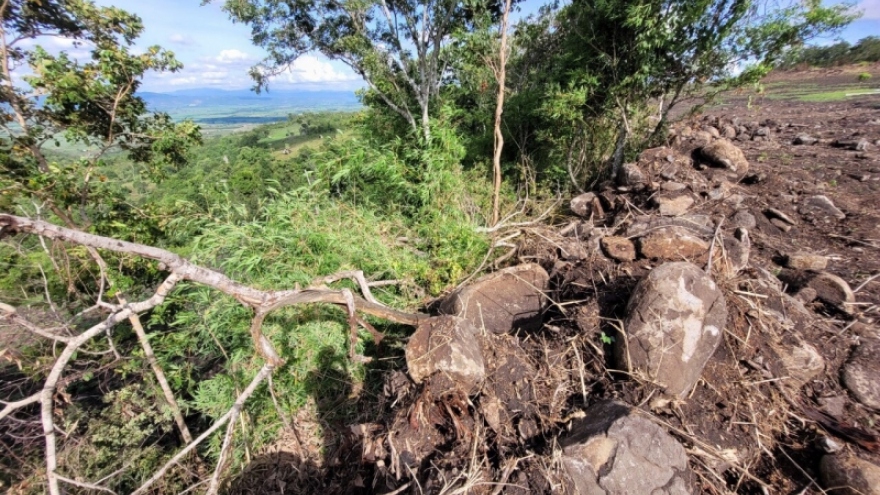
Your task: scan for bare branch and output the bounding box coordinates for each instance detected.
[133,364,274,495]
[0,214,427,326]
[120,296,194,444]
[41,274,183,495]
[0,393,41,422]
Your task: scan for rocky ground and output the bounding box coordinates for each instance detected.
[227,74,880,495]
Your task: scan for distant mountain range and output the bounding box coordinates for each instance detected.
[139,88,362,124]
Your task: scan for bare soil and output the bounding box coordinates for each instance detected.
[226,69,880,495]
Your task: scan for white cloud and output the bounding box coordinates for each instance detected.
[169,33,198,46]
[17,36,93,60]
[277,55,360,84]
[215,49,256,64]
[858,0,880,20]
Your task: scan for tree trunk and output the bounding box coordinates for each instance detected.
[491,0,513,226]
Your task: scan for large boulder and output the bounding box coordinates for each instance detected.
[616,262,727,397]
[842,338,880,409]
[439,263,549,334]
[560,401,693,495]
[820,453,880,495]
[700,139,749,173]
[405,316,485,393]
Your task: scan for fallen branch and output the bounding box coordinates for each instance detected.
[132,364,274,495]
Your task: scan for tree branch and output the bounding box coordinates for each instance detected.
[132,364,274,495]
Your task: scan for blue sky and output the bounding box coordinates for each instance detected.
[82,0,880,93]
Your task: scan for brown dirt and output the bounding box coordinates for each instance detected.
[225,70,880,495]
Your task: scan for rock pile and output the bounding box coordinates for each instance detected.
[353,112,879,495]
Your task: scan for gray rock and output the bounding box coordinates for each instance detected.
[560,401,693,495]
[806,271,855,313]
[730,210,757,229]
[779,342,825,385]
[770,218,793,232]
[765,207,798,225]
[701,139,749,173]
[571,192,605,219]
[439,264,548,334]
[637,227,710,261]
[786,252,828,270]
[616,262,727,396]
[721,125,737,139]
[405,316,486,393]
[720,228,750,276]
[842,338,880,409]
[820,453,880,495]
[654,194,695,217]
[703,125,720,138]
[626,215,715,238]
[799,195,846,221]
[707,182,731,201]
[753,126,771,137]
[793,134,818,145]
[617,162,646,190]
[601,236,636,262]
[661,181,687,192]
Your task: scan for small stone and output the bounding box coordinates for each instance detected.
[638,226,710,260]
[661,181,687,192]
[601,236,637,262]
[817,396,847,418]
[793,135,818,145]
[779,342,825,385]
[753,127,771,137]
[707,182,730,201]
[806,271,856,313]
[820,453,880,495]
[405,316,485,393]
[842,338,880,409]
[786,253,828,270]
[617,262,727,397]
[654,194,695,216]
[799,195,846,221]
[701,139,749,173]
[770,218,793,232]
[717,229,750,277]
[570,192,604,219]
[765,208,798,225]
[693,130,714,145]
[730,210,757,229]
[724,194,744,206]
[721,125,737,139]
[617,162,646,190]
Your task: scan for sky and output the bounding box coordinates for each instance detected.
[47,0,880,93]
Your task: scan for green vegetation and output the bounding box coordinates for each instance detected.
[0,0,859,493]
[779,35,880,68]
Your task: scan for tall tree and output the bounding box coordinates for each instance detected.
[507,0,857,187]
[0,0,201,223]
[218,0,510,142]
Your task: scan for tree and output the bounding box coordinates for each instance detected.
[0,0,201,224]
[506,0,857,187]
[218,0,510,142]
